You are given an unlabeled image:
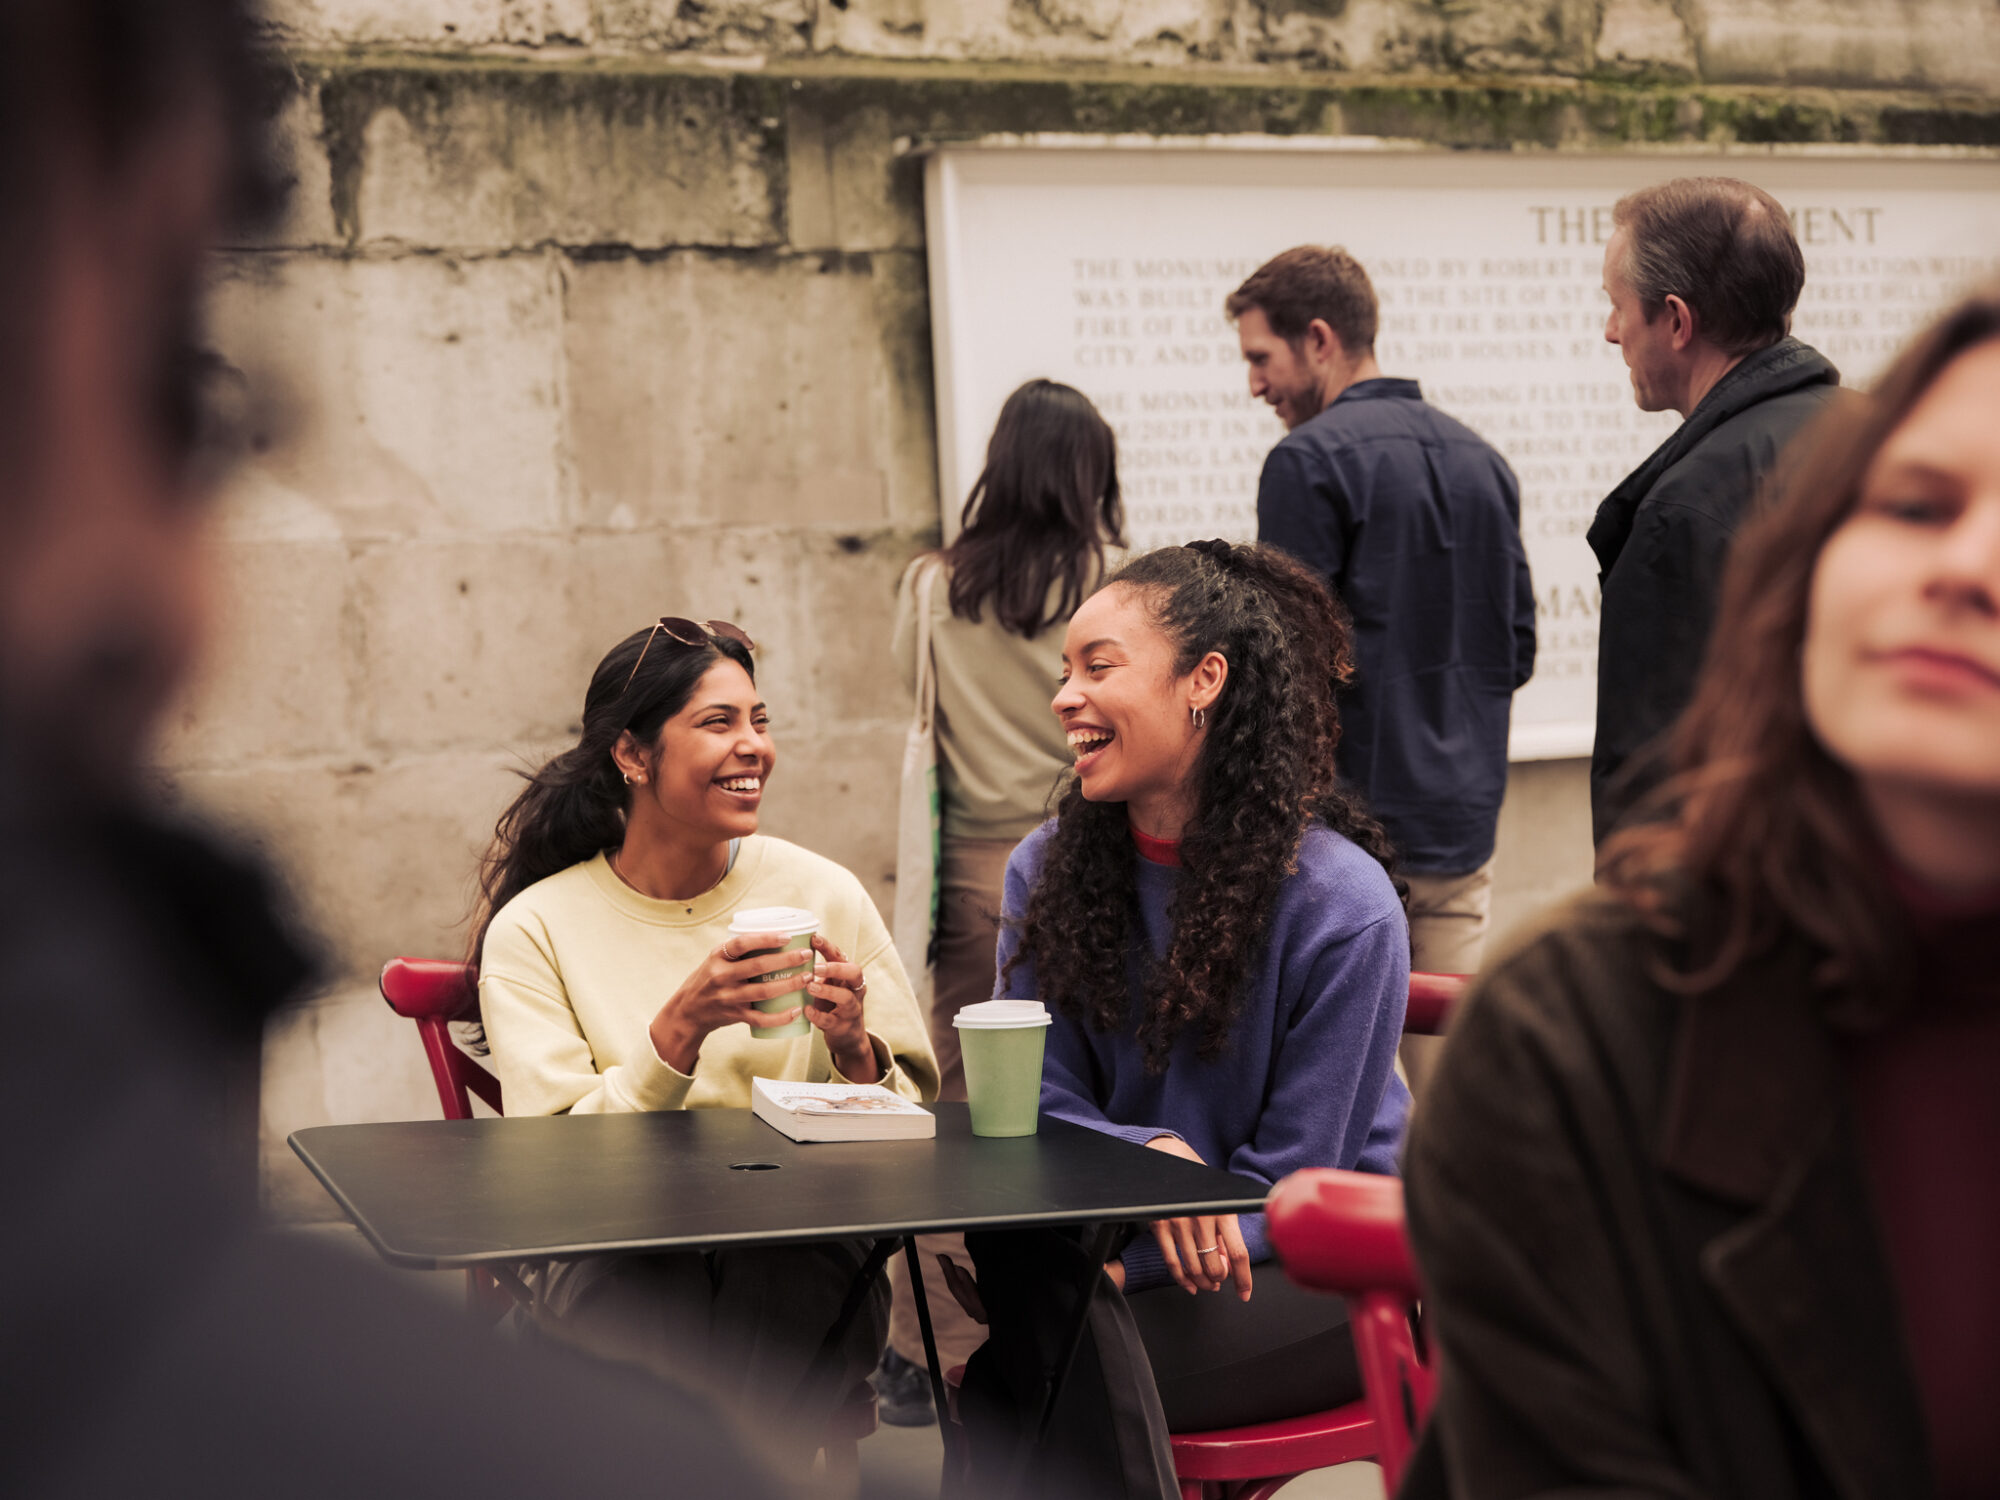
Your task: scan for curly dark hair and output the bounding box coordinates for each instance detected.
[1008,541,1403,1073]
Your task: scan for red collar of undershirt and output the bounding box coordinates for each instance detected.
[1130,824,1183,867]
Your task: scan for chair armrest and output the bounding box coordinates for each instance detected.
[380,957,479,1022]
[1405,972,1467,1037]
[1266,1168,1420,1298]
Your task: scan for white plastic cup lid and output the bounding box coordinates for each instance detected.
[953,999,1053,1030]
[727,906,819,938]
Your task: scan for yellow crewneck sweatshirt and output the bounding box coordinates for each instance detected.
[479,837,939,1117]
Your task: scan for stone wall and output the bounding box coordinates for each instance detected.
[191,1,2000,1217]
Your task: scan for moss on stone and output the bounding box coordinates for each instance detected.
[293,51,2000,249]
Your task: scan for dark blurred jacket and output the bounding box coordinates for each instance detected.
[1399,891,1931,1500]
[1588,338,1840,844]
[1258,378,1536,875]
[0,737,790,1500]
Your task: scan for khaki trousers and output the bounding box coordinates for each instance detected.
[1398,859,1495,1104]
[886,834,1017,1370]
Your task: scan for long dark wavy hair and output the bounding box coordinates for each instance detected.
[1008,542,1403,1073]
[469,625,757,973]
[942,379,1124,637]
[1600,286,2000,1007]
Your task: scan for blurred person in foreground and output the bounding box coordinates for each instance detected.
[0,2,786,1494]
[1402,289,2000,1498]
[880,378,1125,1416]
[1590,176,1840,845]
[1232,247,1535,1096]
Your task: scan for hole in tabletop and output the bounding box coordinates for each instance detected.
[729,1161,782,1171]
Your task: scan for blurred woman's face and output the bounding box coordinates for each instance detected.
[1803,339,2000,804]
[1053,584,1205,815]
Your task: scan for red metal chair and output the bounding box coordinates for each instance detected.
[1162,971,1464,1499]
[378,956,878,1484]
[378,958,510,1319]
[379,957,497,1120]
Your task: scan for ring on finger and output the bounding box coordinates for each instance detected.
[1195,1244,1219,1256]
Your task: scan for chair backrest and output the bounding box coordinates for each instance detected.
[1267,1168,1434,1491]
[379,958,502,1121]
[1405,972,1466,1037]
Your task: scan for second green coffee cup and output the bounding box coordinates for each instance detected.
[953,999,1053,1137]
[728,906,819,1039]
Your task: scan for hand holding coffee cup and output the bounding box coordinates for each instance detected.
[645,908,818,1073]
[723,907,821,1041]
[802,932,881,1084]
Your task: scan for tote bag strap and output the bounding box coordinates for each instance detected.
[910,556,942,735]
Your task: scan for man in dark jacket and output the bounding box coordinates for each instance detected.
[1234,247,1535,1088]
[1590,177,1840,844]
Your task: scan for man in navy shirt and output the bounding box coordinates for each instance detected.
[1231,247,1535,1092]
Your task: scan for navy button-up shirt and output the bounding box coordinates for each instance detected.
[1257,378,1535,874]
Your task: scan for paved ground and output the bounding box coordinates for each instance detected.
[856,1412,1384,1497]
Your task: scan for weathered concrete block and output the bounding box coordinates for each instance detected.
[1700,0,2000,93]
[1437,0,1599,74]
[171,751,527,978]
[207,252,566,539]
[1595,0,1697,78]
[318,66,783,250]
[562,251,914,531]
[1006,0,1228,63]
[266,0,596,49]
[1244,0,1440,71]
[870,251,942,529]
[160,539,358,769]
[785,529,931,729]
[598,0,813,54]
[786,99,923,253]
[816,0,1229,63]
[229,80,341,249]
[261,980,460,1221]
[757,724,906,914]
[347,529,786,752]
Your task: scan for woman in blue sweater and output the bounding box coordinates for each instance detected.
[957,540,1411,1499]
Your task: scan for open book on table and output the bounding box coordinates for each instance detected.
[750,1077,936,1142]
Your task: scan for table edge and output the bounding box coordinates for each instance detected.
[288,1128,1269,1270]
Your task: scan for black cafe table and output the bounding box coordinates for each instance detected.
[291,1102,1269,1492]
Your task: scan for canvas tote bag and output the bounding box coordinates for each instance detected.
[892,558,943,1001]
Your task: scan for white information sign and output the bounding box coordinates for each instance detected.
[923,142,2000,758]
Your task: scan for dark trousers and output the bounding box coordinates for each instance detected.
[535,1239,889,1470]
[960,1228,1360,1500]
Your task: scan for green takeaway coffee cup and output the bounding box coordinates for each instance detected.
[728,906,819,1040]
[953,999,1053,1137]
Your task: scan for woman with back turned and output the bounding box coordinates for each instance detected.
[882,378,1124,1404]
[1401,290,2000,1498]
[956,541,1412,1499]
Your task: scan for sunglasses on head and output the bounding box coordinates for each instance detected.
[623,617,756,693]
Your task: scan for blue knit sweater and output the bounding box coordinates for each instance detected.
[998,821,1412,1292]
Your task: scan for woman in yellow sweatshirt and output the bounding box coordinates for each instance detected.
[469,616,939,1453]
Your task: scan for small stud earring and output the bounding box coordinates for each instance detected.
[1190,706,1206,729]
